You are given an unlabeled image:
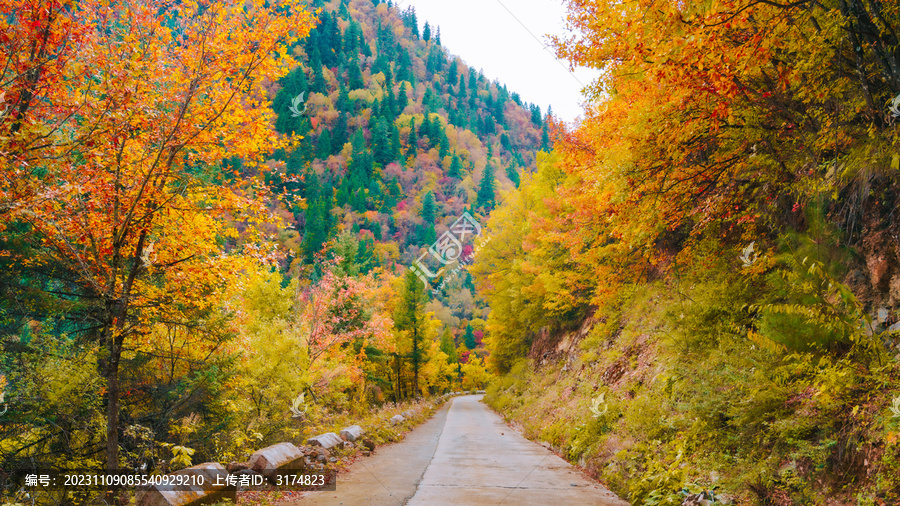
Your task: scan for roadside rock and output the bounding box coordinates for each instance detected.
[248,442,305,484]
[307,432,343,449]
[340,425,363,442]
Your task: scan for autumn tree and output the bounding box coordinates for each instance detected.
[0,0,315,476]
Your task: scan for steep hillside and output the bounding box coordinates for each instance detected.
[268,0,546,256]
[474,0,900,504]
[261,0,550,351]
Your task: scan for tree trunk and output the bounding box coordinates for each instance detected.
[104,328,124,502]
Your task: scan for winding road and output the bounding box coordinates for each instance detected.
[284,395,628,505]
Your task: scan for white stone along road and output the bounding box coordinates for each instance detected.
[285,395,628,505]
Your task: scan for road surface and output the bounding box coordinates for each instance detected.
[284,394,628,505]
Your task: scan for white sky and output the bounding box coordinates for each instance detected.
[395,0,599,124]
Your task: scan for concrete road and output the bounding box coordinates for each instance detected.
[285,395,628,505]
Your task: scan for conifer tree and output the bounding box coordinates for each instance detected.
[439,127,450,158]
[477,164,496,210]
[448,58,457,84]
[302,172,331,262]
[317,129,333,159]
[348,56,365,90]
[448,153,463,178]
[406,118,418,159]
[332,113,349,153]
[422,191,436,225]
[397,82,409,111]
[506,163,520,187]
[372,118,393,165]
[337,82,351,110]
[390,122,402,162]
[464,323,476,350]
[394,270,429,397]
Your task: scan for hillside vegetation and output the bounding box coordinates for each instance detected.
[474,1,900,504]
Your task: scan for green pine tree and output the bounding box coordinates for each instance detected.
[448,153,463,178]
[464,323,476,350]
[506,163,521,187]
[348,57,365,90]
[372,118,393,165]
[317,129,333,159]
[476,164,496,210]
[390,122,402,162]
[394,270,429,398]
[397,82,409,111]
[422,191,436,224]
[406,118,418,159]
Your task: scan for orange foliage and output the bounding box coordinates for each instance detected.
[0,0,316,471]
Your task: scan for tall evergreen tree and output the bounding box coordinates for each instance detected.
[448,153,463,178]
[448,59,457,84]
[421,191,436,225]
[349,130,373,189]
[302,172,332,262]
[372,118,393,165]
[317,129,333,159]
[402,7,419,39]
[337,83,351,111]
[464,323,476,350]
[394,270,429,398]
[348,57,365,90]
[397,82,409,112]
[397,49,414,83]
[332,113,349,153]
[390,122,402,162]
[506,163,521,187]
[405,118,418,159]
[477,164,496,210]
[439,127,450,158]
